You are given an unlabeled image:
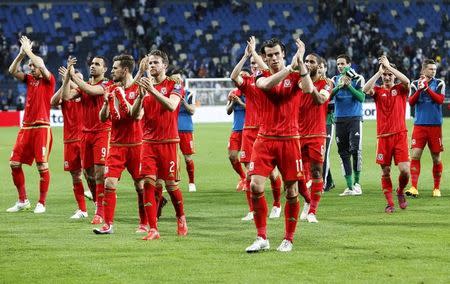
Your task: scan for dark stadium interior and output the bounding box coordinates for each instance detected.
[0,0,449,111]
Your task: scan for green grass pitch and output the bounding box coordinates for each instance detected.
[1,120,449,283]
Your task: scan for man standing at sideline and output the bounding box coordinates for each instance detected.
[62,55,112,224]
[7,35,55,214]
[331,54,365,196]
[363,56,410,213]
[245,38,313,253]
[406,59,445,197]
[132,50,187,240]
[50,58,88,218]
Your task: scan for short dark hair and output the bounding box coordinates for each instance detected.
[260,38,286,55]
[149,49,169,65]
[307,53,321,63]
[113,54,135,72]
[422,59,436,69]
[92,56,108,68]
[336,54,351,64]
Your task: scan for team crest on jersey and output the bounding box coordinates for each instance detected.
[284,79,291,88]
[324,84,331,91]
[161,87,167,95]
[391,89,398,96]
[75,97,81,102]
[174,83,182,91]
[30,80,40,87]
[255,70,263,77]
[128,92,136,99]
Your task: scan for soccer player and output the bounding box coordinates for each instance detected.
[226,86,247,193]
[230,37,283,221]
[363,56,410,213]
[298,54,332,223]
[61,56,112,224]
[50,58,88,218]
[7,36,55,213]
[245,38,313,253]
[318,60,336,192]
[131,49,187,240]
[331,54,365,196]
[406,59,445,197]
[92,54,151,234]
[170,68,197,193]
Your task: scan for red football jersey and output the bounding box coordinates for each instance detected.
[22,74,56,126]
[61,97,82,142]
[373,83,408,136]
[110,84,143,145]
[298,79,331,137]
[256,70,301,136]
[236,75,262,128]
[79,80,112,132]
[142,78,184,142]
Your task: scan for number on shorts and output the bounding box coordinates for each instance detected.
[101,147,107,158]
[169,161,175,173]
[295,159,303,172]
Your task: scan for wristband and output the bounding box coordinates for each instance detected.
[300,72,309,77]
[286,65,294,73]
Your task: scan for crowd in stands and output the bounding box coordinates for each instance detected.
[0,0,449,110]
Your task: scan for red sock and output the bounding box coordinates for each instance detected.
[270,175,282,207]
[398,173,409,194]
[38,169,50,205]
[103,187,116,225]
[309,178,323,214]
[167,187,185,217]
[11,167,27,202]
[186,159,195,184]
[298,179,311,204]
[381,175,394,206]
[231,160,246,179]
[410,159,420,188]
[143,182,158,230]
[136,190,147,225]
[284,196,300,242]
[95,183,105,217]
[73,181,87,211]
[433,162,443,189]
[245,189,253,211]
[251,192,268,239]
[303,161,311,183]
[155,183,163,207]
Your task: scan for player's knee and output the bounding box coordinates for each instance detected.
[382,166,391,176]
[284,182,298,198]
[36,163,48,171]
[250,181,264,194]
[431,154,441,164]
[105,178,117,188]
[10,161,21,168]
[184,155,192,162]
[70,170,83,183]
[228,154,238,163]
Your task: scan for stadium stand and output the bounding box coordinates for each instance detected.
[0,0,449,110]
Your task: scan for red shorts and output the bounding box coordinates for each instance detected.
[10,126,53,166]
[376,132,409,165]
[140,142,180,181]
[240,128,258,163]
[300,136,326,164]
[248,136,303,181]
[81,131,110,169]
[179,131,195,155]
[105,145,142,179]
[411,125,444,153]
[228,131,242,151]
[64,141,82,171]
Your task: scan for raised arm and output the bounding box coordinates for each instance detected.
[132,55,149,85]
[182,94,196,115]
[19,36,51,80]
[248,36,268,71]
[99,91,110,122]
[363,64,383,97]
[230,43,251,86]
[379,56,410,88]
[295,39,314,94]
[131,85,145,119]
[8,45,27,81]
[69,60,104,96]
[61,58,81,100]
[140,77,181,112]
